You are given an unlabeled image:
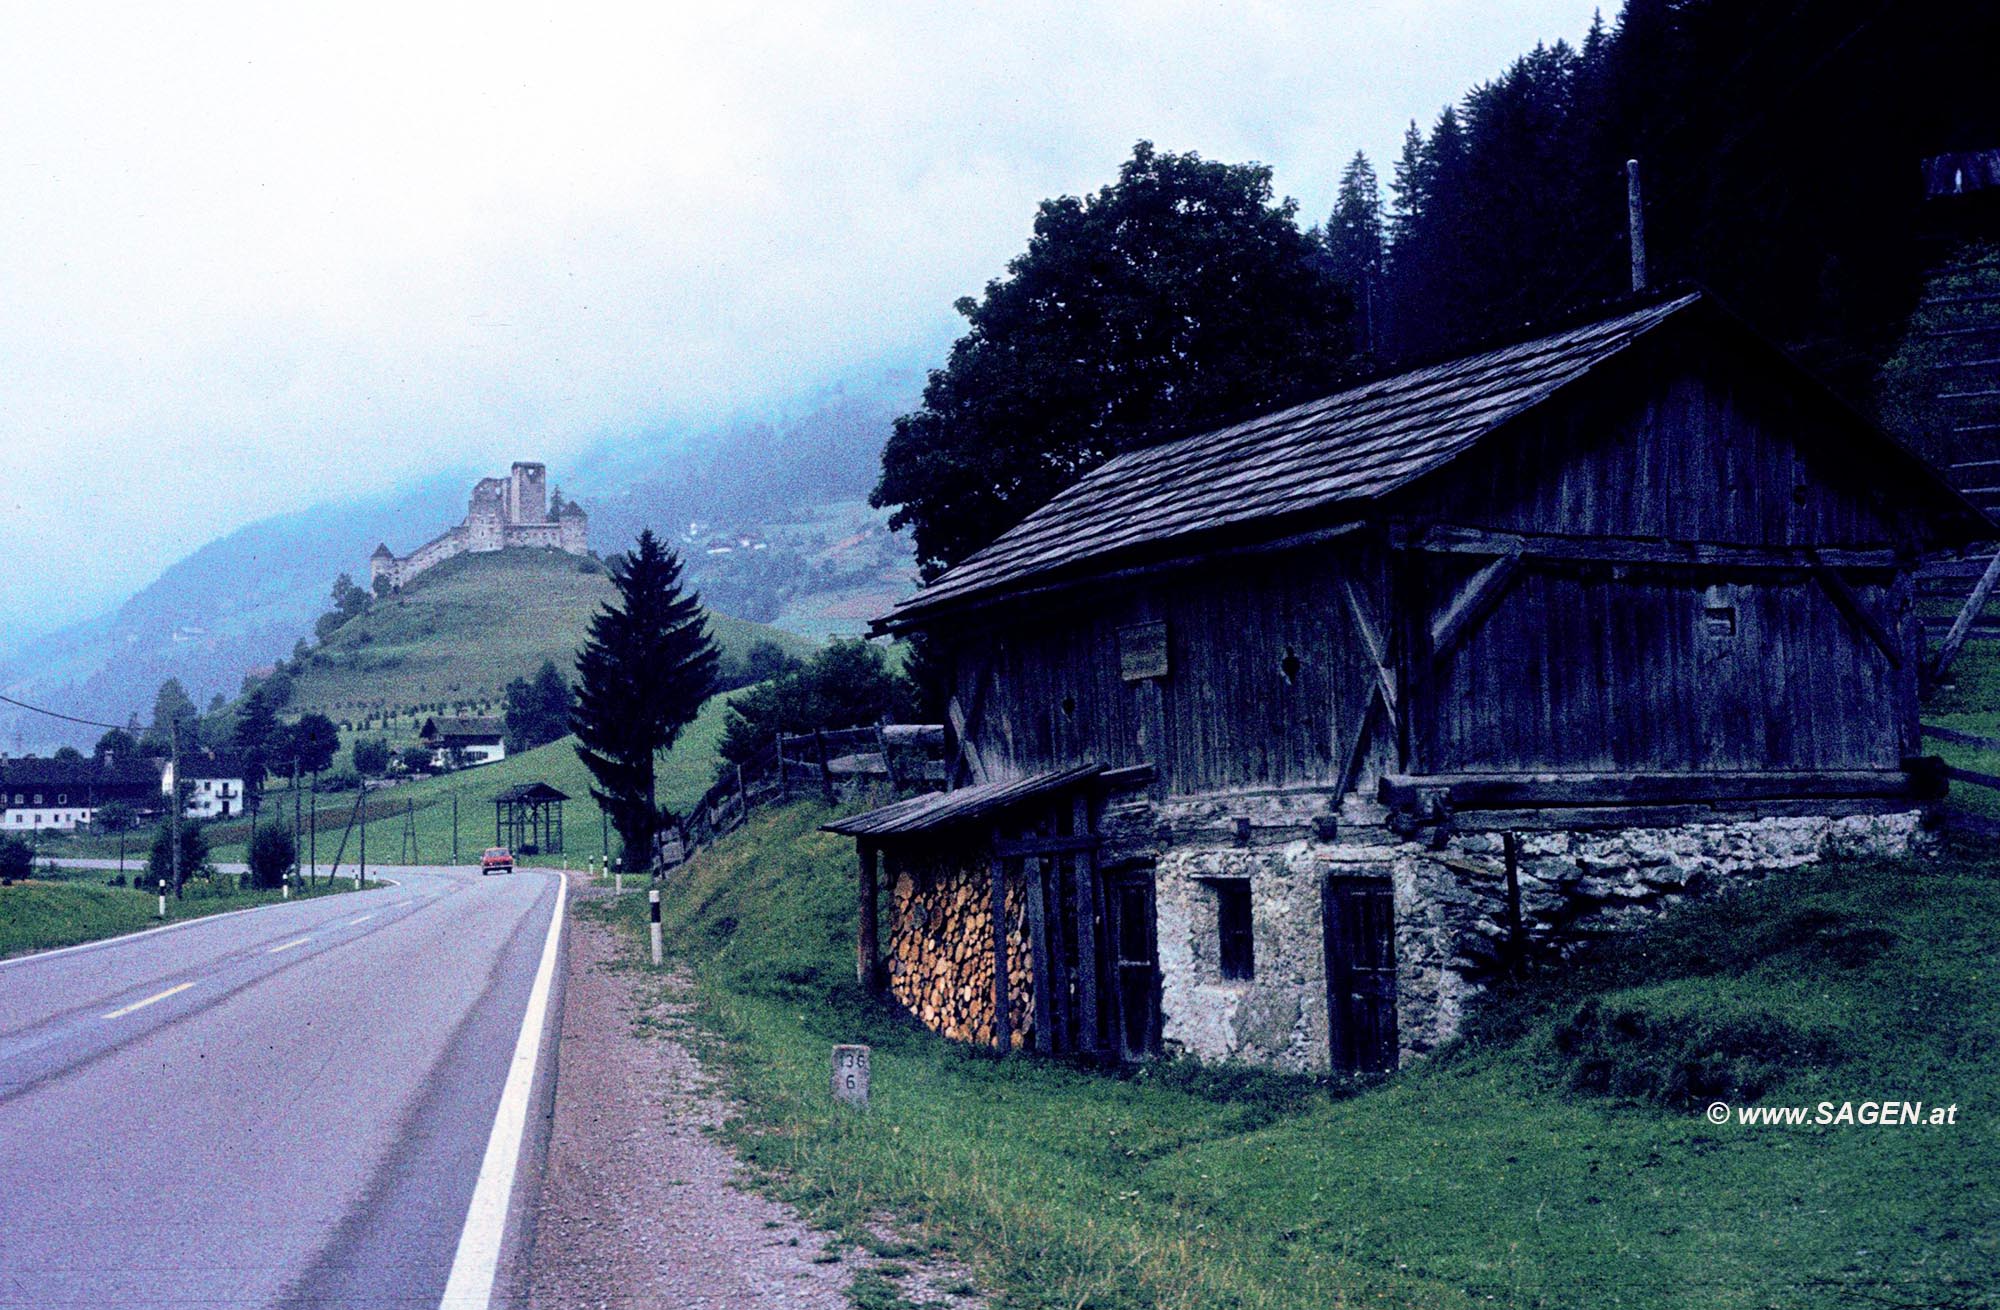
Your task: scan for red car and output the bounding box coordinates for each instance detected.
[480,846,514,875]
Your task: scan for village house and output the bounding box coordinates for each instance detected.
[1,757,160,831]
[829,293,1985,1073]
[162,754,249,819]
[419,716,506,768]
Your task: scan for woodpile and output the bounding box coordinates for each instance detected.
[886,857,1035,1048]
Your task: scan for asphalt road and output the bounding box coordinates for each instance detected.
[0,864,564,1309]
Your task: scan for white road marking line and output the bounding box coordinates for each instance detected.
[0,873,405,971]
[438,874,568,1310]
[102,981,194,1020]
[348,913,376,925]
[266,936,313,954]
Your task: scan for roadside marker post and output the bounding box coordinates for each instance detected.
[832,1044,870,1109]
[157,879,167,920]
[649,889,663,966]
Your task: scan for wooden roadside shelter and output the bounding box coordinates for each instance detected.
[830,291,1986,1073]
[494,782,567,855]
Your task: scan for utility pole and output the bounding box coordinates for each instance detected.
[308,775,317,883]
[169,719,182,900]
[452,791,459,864]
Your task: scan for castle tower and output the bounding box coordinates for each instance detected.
[507,462,548,525]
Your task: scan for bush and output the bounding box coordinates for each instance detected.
[1545,986,1842,1108]
[0,834,33,882]
[317,767,361,793]
[716,639,916,776]
[92,799,141,833]
[248,825,296,890]
[352,737,391,776]
[147,821,210,890]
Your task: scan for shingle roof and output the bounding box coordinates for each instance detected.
[883,295,1707,628]
[494,782,570,803]
[178,753,247,779]
[822,765,1102,837]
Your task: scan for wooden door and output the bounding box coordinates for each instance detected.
[1103,867,1161,1060]
[1324,876,1398,1073]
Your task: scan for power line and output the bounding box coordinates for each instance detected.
[0,691,128,733]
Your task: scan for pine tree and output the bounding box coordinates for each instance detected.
[1324,152,1384,355]
[571,532,718,866]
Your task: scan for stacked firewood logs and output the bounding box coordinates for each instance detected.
[886,859,1034,1047]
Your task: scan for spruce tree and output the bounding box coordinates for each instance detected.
[571,531,717,866]
[1324,152,1384,355]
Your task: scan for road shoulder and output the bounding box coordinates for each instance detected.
[523,890,972,1309]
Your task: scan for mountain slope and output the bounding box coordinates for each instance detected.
[286,547,812,727]
[0,476,469,750]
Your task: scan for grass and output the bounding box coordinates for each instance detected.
[186,694,739,869]
[283,547,814,726]
[586,803,2000,1310]
[0,869,374,960]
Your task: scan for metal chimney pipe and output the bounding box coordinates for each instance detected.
[1627,159,1648,293]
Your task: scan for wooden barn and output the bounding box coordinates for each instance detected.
[828,293,1986,1073]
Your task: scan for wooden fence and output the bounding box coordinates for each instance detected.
[658,724,945,869]
[1920,722,2000,838]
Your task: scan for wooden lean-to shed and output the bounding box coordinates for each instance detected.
[830,292,1985,1074]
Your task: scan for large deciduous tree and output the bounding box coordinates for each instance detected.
[571,532,717,866]
[873,141,1355,578]
[503,659,577,754]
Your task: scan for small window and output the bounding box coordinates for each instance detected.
[1280,648,1301,685]
[1704,606,1737,638]
[1213,879,1255,981]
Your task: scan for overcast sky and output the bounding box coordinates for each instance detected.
[0,0,1598,637]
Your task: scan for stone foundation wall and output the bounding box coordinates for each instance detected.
[886,853,1033,1049]
[1144,793,1929,1072]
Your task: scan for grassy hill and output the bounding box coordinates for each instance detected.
[285,548,813,729]
[590,806,2000,1310]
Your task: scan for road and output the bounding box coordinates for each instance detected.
[0,864,565,1309]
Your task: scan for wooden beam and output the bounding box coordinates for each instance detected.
[1023,858,1054,1054]
[1071,793,1102,1059]
[947,685,989,786]
[1427,552,1522,663]
[1340,576,1398,729]
[1380,767,1939,810]
[856,842,882,994]
[1396,523,1902,571]
[1930,549,2000,682]
[990,851,1012,1053]
[994,833,1100,858]
[1807,553,1903,669]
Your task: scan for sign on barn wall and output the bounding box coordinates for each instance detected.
[1118,621,1169,682]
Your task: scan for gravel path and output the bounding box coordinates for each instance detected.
[521,884,905,1309]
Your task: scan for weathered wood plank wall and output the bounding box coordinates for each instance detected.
[942,344,1926,800]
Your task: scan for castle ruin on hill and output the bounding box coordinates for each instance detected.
[370,461,588,590]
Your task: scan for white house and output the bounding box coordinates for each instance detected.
[161,755,248,819]
[1,758,159,831]
[418,716,506,768]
